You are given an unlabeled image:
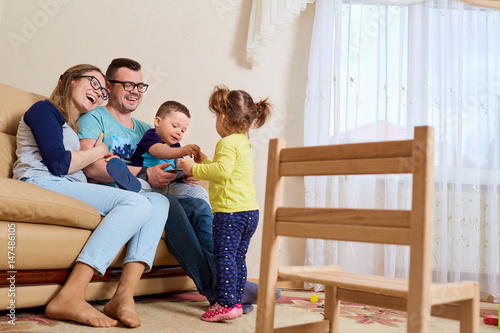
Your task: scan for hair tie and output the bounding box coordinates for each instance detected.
[254,102,258,106]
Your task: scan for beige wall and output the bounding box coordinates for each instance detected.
[0,0,314,278]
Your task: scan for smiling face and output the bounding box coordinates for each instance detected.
[154,110,191,145]
[69,70,107,116]
[106,67,144,114]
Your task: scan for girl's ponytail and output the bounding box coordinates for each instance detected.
[208,85,231,117]
[253,98,271,129]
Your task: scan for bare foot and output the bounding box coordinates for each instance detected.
[46,293,118,327]
[103,292,141,328]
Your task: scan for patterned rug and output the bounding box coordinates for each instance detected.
[0,289,496,332]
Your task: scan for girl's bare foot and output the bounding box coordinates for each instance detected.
[103,292,141,328]
[46,293,118,327]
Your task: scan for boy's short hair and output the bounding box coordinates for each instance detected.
[156,101,191,119]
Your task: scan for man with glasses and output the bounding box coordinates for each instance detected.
[77,58,265,317]
[108,79,148,94]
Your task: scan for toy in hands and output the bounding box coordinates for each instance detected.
[164,167,185,182]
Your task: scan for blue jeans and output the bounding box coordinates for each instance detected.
[24,176,169,275]
[158,183,210,206]
[163,195,217,303]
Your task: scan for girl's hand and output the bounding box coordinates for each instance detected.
[193,150,207,163]
[182,175,200,186]
[178,159,195,175]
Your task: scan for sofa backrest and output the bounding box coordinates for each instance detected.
[0,83,103,229]
[0,83,45,178]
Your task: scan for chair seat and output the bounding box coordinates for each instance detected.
[278,265,477,306]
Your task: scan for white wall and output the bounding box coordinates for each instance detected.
[0,0,314,278]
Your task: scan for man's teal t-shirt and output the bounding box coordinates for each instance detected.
[78,106,152,164]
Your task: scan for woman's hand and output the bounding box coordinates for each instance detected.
[68,133,112,174]
[94,133,112,158]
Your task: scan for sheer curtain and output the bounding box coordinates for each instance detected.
[246,0,314,64]
[304,0,500,299]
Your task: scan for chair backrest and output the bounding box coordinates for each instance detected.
[261,126,434,295]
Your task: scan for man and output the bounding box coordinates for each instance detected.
[78,58,265,318]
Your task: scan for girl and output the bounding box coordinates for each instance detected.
[179,85,271,322]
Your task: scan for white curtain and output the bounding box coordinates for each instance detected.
[246,0,315,64]
[304,0,500,300]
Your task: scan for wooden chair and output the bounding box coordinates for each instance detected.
[255,126,479,333]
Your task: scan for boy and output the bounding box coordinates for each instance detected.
[130,101,209,203]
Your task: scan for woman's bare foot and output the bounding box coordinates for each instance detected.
[46,293,118,327]
[103,292,141,328]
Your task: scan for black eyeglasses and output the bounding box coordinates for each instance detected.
[77,75,109,100]
[109,80,149,93]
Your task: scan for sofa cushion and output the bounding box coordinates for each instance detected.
[0,177,101,230]
[0,83,45,136]
[0,132,16,178]
[0,222,177,270]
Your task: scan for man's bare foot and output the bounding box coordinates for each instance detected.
[46,293,118,327]
[103,292,141,328]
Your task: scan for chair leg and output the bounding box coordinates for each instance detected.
[407,301,431,333]
[324,286,339,333]
[255,279,279,333]
[459,285,479,333]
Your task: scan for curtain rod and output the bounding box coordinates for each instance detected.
[459,0,500,8]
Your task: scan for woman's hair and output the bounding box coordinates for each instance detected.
[208,85,271,136]
[156,100,191,119]
[49,64,106,132]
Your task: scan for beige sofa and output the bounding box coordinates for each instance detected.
[0,83,195,310]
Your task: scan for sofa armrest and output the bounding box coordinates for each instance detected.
[0,177,101,230]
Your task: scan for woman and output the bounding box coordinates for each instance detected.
[12,64,169,328]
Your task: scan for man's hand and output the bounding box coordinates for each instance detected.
[148,162,176,189]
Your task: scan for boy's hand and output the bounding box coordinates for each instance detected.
[178,159,195,175]
[182,144,201,158]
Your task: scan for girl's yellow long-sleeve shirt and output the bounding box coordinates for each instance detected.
[192,133,258,213]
